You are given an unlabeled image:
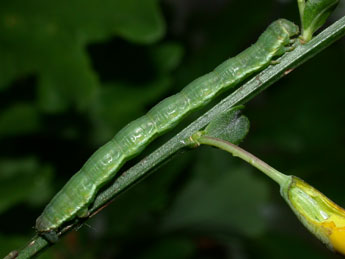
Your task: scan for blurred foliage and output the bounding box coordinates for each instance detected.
[161,151,269,238]
[0,0,344,258]
[0,157,52,214]
[0,0,164,113]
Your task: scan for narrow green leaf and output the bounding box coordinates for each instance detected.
[203,106,250,144]
[300,0,340,41]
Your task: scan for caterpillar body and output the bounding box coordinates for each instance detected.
[36,19,299,238]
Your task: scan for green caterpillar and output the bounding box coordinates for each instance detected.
[36,19,299,240]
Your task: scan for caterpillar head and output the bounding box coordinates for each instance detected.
[279,18,300,38]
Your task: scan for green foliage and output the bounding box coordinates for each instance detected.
[0,104,40,138]
[298,0,340,41]
[162,149,270,238]
[0,157,53,213]
[0,0,164,112]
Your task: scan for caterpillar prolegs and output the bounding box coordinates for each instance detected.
[35,19,299,239]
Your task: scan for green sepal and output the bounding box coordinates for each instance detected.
[299,0,340,42]
[279,175,345,252]
[203,105,250,144]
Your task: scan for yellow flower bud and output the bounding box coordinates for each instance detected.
[281,176,345,255]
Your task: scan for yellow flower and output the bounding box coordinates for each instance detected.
[281,176,345,255]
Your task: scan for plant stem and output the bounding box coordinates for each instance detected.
[198,136,289,186]
[297,0,305,32]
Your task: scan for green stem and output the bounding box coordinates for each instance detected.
[303,28,313,43]
[297,0,305,31]
[198,136,289,186]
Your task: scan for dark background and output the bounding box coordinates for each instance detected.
[0,0,344,258]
